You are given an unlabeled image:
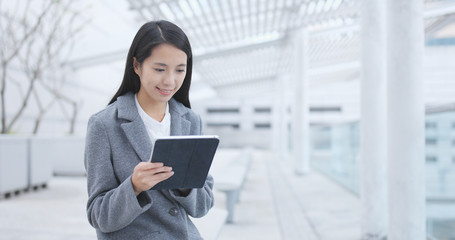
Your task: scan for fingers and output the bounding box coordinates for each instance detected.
[136,162,165,170]
[134,170,173,186]
[142,166,173,175]
[131,162,175,195]
[133,164,173,180]
[135,162,174,174]
[153,170,175,182]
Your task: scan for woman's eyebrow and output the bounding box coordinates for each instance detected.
[153,62,186,67]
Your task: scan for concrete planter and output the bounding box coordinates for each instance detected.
[46,136,86,176]
[0,135,86,198]
[29,137,55,188]
[0,136,28,196]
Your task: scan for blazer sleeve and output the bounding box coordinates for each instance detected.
[167,113,215,218]
[85,115,153,233]
[168,174,215,217]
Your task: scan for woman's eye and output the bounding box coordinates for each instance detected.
[177,69,185,73]
[154,68,165,72]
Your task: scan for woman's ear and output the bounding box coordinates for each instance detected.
[133,57,140,75]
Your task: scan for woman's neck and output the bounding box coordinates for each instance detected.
[136,93,167,122]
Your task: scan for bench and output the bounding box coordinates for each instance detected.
[191,208,228,240]
[210,148,252,223]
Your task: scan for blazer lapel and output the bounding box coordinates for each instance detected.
[118,93,152,162]
[169,98,191,136]
[117,95,192,163]
[121,118,152,162]
[170,114,191,136]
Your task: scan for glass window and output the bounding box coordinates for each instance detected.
[425,122,437,129]
[426,138,438,145]
[254,123,271,129]
[207,108,239,114]
[206,123,240,129]
[310,106,341,112]
[426,156,437,163]
[254,107,271,113]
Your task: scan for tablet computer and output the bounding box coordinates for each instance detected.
[150,135,219,190]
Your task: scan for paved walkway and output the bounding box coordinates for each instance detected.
[215,149,361,240]
[0,177,95,240]
[215,150,281,240]
[0,149,361,240]
[268,153,361,239]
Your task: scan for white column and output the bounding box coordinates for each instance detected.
[360,0,388,238]
[282,75,292,162]
[272,77,283,157]
[387,0,425,239]
[240,99,253,132]
[292,28,311,174]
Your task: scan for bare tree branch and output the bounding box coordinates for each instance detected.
[7,75,25,100]
[4,1,53,63]
[6,68,39,132]
[40,78,81,134]
[0,1,6,58]
[7,19,49,132]
[20,0,32,39]
[69,101,79,134]
[1,0,52,133]
[0,0,87,134]
[0,61,6,132]
[32,87,56,134]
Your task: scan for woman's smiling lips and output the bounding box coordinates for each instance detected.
[157,87,173,96]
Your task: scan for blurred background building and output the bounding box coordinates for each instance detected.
[1,0,455,239]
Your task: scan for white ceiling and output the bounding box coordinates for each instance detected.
[125,0,455,101]
[63,0,455,104]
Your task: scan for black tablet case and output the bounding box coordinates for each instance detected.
[150,136,219,190]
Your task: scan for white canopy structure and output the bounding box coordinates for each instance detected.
[1,0,455,239]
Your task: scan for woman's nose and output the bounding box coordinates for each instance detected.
[162,72,175,86]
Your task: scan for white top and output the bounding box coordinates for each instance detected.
[134,94,171,159]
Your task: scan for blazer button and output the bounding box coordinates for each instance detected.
[169,207,178,216]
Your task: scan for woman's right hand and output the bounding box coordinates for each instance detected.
[131,162,174,196]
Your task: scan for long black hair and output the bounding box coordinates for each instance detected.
[109,20,193,108]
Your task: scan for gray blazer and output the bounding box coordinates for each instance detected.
[84,92,214,240]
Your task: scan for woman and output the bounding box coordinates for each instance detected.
[84,20,214,240]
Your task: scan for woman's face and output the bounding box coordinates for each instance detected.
[134,43,187,107]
